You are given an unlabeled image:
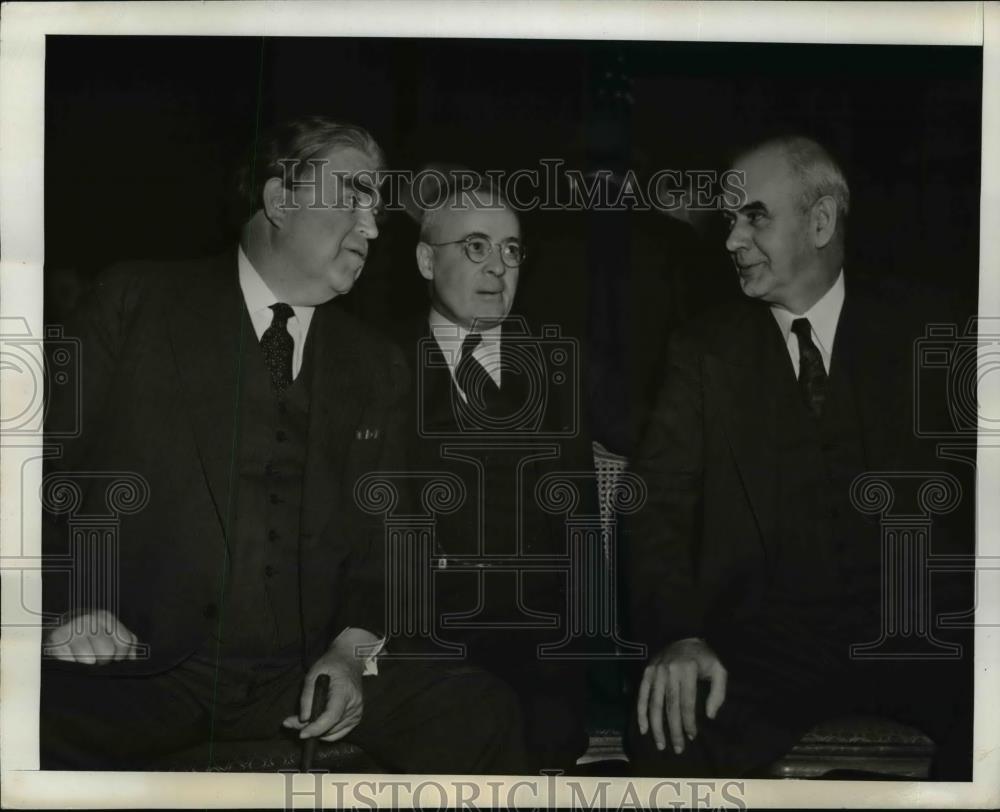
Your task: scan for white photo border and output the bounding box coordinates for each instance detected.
[1,1,997,808]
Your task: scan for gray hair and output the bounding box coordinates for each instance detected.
[415,170,512,242]
[748,135,850,220]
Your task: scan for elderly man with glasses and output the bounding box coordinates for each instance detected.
[388,174,595,773]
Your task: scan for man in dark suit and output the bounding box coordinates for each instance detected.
[627,136,972,778]
[391,176,594,772]
[40,117,525,773]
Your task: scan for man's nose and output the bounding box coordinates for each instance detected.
[725,219,749,253]
[483,250,506,276]
[355,207,379,240]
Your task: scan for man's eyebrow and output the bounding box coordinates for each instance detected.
[339,174,383,206]
[738,200,769,216]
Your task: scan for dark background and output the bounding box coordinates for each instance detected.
[44,35,983,452]
[45,37,982,285]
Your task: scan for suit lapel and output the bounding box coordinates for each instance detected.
[710,279,908,550]
[414,321,464,431]
[498,319,530,419]
[830,280,906,470]
[166,251,249,538]
[709,302,784,549]
[300,303,368,542]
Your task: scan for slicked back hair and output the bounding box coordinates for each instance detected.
[236,116,385,216]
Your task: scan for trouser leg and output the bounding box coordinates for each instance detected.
[492,659,588,774]
[40,662,208,770]
[345,659,528,775]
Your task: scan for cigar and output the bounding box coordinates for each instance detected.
[301,673,330,772]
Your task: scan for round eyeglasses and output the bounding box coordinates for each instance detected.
[425,235,526,268]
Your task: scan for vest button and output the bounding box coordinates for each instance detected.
[264,462,275,477]
[203,603,217,619]
[268,529,279,542]
[269,493,282,505]
[276,430,287,442]
[264,565,275,577]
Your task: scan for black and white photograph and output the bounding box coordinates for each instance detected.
[1,1,998,808]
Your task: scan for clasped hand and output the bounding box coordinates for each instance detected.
[282,645,365,743]
[636,637,728,754]
[43,609,140,663]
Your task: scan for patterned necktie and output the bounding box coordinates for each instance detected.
[260,303,295,393]
[455,331,500,409]
[791,317,828,418]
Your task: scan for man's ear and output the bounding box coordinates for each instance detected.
[262,177,291,227]
[811,195,837,249]
[416,242,435,281]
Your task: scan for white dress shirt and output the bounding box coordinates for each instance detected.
[769,270,845,378]
[428,308,503,400]
[237,245,315,380]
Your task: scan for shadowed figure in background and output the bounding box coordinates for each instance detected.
[627,135,973,779]
[40,117,525,774]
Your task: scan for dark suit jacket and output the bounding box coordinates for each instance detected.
[43,250,409,673]
[627,274,972,654]
[392,314,597,630]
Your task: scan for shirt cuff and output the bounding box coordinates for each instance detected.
[336,626,386,676]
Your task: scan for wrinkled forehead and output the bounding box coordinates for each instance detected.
[434,199,521,239]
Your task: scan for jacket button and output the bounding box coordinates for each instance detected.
[268,529,279,542]
[203,603,217,619]
[269,493,282,505]
[264,565,275,577]
[276,430,287,442]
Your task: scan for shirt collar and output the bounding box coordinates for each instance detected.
[428,307,503,367]
[237,244,315,329]
[770,269,845,357]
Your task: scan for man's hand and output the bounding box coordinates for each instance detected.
[43,609,140,664]
[282,628,378,743]
[636,637,727,755]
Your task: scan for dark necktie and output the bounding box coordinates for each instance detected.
[260,303,295,393]
[455,331,501,410]
[791,317,828,418]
